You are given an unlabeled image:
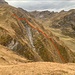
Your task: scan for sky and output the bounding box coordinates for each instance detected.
[5,0,75,12]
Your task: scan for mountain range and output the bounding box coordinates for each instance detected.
[0,0,75,75]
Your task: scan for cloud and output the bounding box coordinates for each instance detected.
[5,0,75,11]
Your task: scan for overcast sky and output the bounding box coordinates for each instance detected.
[5,0,75,12]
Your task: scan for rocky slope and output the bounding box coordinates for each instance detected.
[0,1,75,63]
[50,10,75,53]
[0,1,75,75]
[31,9,75,53]
[0,0,8,4]
[50,10,75,37]
[31,10,75,38]
[30,10,55,20]
[0,45,29,65]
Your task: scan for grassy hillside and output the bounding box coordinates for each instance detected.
[0,4,75,63]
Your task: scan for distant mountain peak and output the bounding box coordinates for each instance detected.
[0,0,8,4]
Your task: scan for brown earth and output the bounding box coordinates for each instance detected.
[0,62,75,75]
[0,44,75,75]
[0,45,30,65]
[0,1,75,75]
[0,4,74,63]
[30,10,75,53]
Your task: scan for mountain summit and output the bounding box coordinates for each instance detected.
[0,0,8,4]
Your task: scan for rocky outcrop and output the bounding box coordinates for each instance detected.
[0,0,8,4]
[30,10,55,20]
[49,9,75,37]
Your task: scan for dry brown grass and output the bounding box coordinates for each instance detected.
[0,62,75,75]
[0,45,29,65]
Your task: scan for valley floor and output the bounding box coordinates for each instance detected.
[0,62,75,75]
